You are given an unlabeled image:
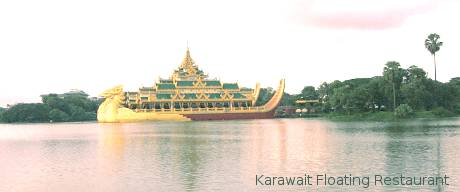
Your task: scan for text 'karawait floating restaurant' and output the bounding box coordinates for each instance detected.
[97,48,284,122]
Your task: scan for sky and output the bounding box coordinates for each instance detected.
[0,0,459,107]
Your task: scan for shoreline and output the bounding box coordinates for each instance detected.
[278,111,460,122]
[1,114,460,124]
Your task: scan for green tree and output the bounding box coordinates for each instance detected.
[401,66,430,110]
[69,105,88,121]
[366,76,386,111]
[327,82,369,114]
[41,92,99,121]
[0,107,5,122]
[317,82,331,112]
[317,82,329,100]
[428,80,457,111]
[2,90,100,123]
[425,33,443,81]
[383,61,407,113]
[280,93,296,106]
[348,87,371,113]
[317,80,343,112]
[339,79,373,113]
[42,94,70,114]
[301,86,319,100]
[395,104,415,118]
[449,77,460,113]
[64,94,92,111]
[49,109,70,122]
[256,87,274,106]
[2,103,50,122]
[449,77,460,87]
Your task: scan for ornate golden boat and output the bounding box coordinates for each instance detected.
[97,48,284,122]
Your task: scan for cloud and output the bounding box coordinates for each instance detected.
[295,0,442,29]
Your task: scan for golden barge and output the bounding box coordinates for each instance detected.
[97,48,284,122]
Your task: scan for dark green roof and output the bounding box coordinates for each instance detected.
[232,93,245,99]
[177,81,194,86]
[223,83,239,89]
[205,81,221,86]
[207,93,221,99]
[183,93,197,99]
[156,93,172,99]
[156,83,176,89]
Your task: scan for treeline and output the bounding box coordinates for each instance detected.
[0,92,101,123]
[278,61,460,118]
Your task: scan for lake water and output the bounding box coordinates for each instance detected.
[1,118,459,192]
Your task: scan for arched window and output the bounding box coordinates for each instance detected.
[174,102,181,109]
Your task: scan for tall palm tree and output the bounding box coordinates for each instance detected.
[383,61,406,115]
[424,33,443,81]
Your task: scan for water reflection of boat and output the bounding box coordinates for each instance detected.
[98,124,125,159]
[97,48,284,123]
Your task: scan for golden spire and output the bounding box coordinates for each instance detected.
[172,44,208,80]
[180,41,190,67]
[180,46,196,73]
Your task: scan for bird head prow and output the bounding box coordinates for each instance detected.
[99,85,124,98]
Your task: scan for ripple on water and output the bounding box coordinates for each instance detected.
[0,118,459,191]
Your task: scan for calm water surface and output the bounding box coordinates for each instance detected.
[1,118,460,192]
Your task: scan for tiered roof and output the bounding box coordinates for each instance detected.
[171,48,208,81]
[156,84,176,90]
[176,81,194,86]
[205,81,221,86]
[131,48,254,103]
[223,83,239,89]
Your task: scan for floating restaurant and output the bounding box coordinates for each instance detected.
[97,48,284,122]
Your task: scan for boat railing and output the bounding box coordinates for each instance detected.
[134,106,266,113]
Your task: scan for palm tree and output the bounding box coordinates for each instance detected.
[424,33,443,81]
[383,61,406,115]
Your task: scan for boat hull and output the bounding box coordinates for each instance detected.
[100,107,277,122]
[182,110,275,121]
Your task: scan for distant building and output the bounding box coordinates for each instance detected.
[60,89,89,98]
[295,97,320,113]
[40,89,90,99]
